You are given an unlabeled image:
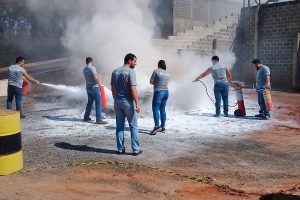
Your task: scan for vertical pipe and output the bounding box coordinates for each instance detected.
[254,5,260,82]
[292,33,300,89]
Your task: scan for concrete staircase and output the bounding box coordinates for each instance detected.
[153,13,239,55]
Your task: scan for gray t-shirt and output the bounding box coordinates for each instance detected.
[8,65,25,88]
[83,65,99,87]
[111,66,137,101]
[256,65,270,89]
[210,63,228,83]
[150,69,170,91]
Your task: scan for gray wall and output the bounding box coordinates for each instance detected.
[233,1,300,90]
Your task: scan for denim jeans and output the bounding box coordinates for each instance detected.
[257,90,270,116]
[214,82,229,116]
[7,85,23,116]
[84,86,102,122]
[114,99,140,153]
[152,90,169,128]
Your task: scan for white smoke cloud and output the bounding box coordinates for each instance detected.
[25,0,237,112]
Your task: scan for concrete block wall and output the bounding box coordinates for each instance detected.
[173,0,241,34]
[233,1,300,90]
[153,14,238,55]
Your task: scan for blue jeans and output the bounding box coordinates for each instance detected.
[152,90,169,128]
[114,99,140,153]
[214,82,229,116]
[257,90,270,116]
[7,85,23,116]
[84,86,102,122]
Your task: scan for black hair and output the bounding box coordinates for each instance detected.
[252,59,261,64]
[16,56,25,64]
[86,57,93,65]
[211,56,219,61]
[124,53,136,64]
[158,60,166,70]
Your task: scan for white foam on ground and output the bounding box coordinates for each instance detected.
[28,90,296,139]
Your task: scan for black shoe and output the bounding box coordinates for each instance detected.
[150,127,161,135]
[117,150,125,155]
[133,150,143,156]
[224,113,229,117]
[20,115,26,119]
[255,114,264,118]
[83,117,92,122]
[159,128,166,133]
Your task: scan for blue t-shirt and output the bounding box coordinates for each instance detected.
[8,65,25,88]
[256,65,270,89]
[110,66,137,101]
[83,65,98,87]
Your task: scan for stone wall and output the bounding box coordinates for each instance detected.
[233,1,300,90]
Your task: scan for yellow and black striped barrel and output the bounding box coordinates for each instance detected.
[0,109,23,175]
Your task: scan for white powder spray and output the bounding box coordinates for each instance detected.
[26,1,237,112]
[41,83,83,93]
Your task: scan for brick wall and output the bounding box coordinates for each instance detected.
[233,1,300,90]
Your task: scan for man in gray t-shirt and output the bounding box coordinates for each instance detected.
[83,65,98,88]
[111,67,137,101]
[252,59,271,119]
[193,56,233,117]
[83,57,107,124]
[110,53,142,156]
[7,56,40,118]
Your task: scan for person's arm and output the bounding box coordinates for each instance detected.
[129,69,140,113]
[110,75,116,99]
[264,67,271,89]
[226,68,233,85]
[265,75,271,89]
[23,70,39,84]
[193,68,212,82]
[130,86,140,113]
[90,66,101,86]
[93,74,101,86]
[150,71,155,85]
[111,86,116,99]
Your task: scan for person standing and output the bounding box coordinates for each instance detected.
[149,60,170,135]
[7,56,40,118]
[193,56,233,117]
[110,53,142,156]
[83,57,107,124]
[252,59,271,119]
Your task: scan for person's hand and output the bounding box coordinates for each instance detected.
[265,85,271,90]
[35,80,40,84]
[136,103,141,113]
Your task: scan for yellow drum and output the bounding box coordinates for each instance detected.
[0,109,23,175]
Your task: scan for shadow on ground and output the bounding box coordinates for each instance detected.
[260,193,300,200]
[44,115,89,123]
[55,142,117,154]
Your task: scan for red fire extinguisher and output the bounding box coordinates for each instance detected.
[263,89,273,112]
[22,78,29,95]
[99,84,107,108]
[234,83,246,117]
